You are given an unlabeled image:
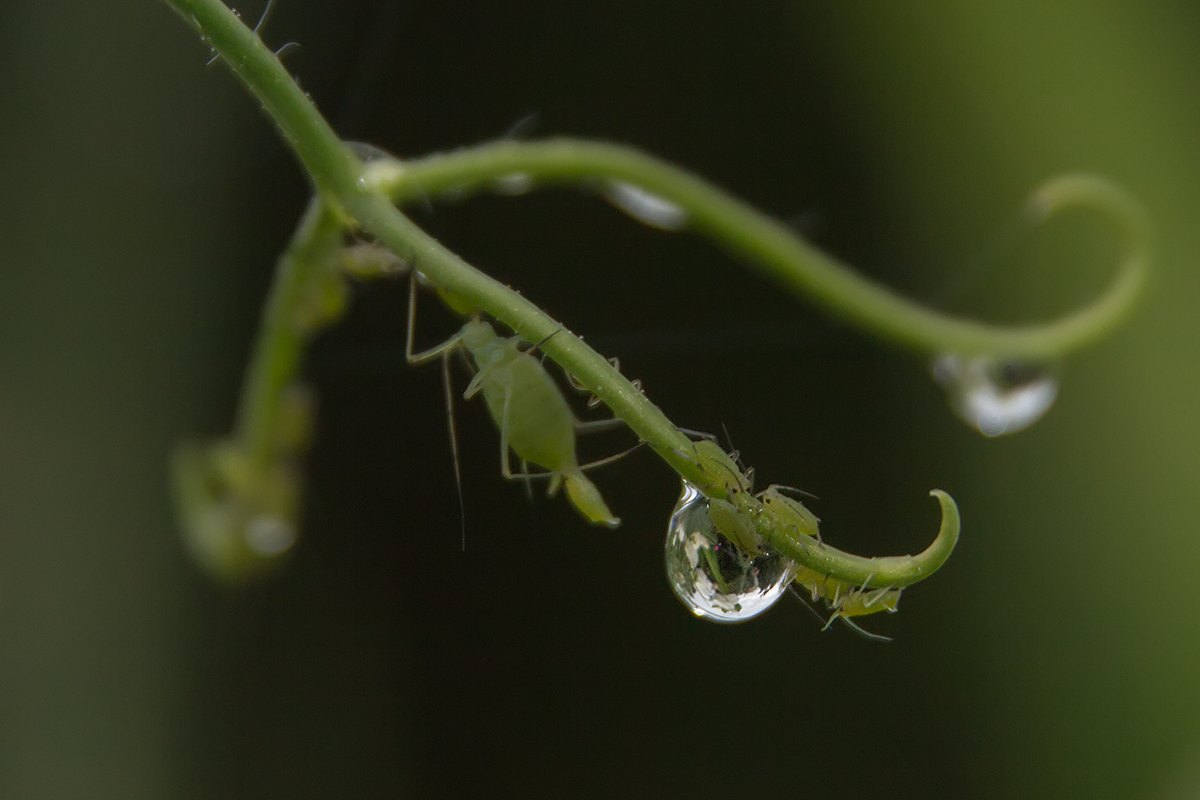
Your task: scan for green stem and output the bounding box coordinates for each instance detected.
[235,198,343,469]
[765,490,960,589]
[376,140,1150,361]
[161,0,987,587]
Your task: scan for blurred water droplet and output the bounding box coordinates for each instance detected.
[664,482,795,622]
[605,182,688,230]
[492,173,533,195]
[245,515,297,556]
[932,354,1058,436]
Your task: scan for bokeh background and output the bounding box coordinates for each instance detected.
[2,1,1199,798]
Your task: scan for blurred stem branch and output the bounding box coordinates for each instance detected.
[380,142,1149,360]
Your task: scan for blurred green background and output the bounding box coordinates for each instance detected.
[2,1,1198,798]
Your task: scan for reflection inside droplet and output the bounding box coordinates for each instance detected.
[604,181,688,230]
[664,482,795,622]
[932,353,1058,436]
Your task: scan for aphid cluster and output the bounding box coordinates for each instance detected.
[666,439,903,638]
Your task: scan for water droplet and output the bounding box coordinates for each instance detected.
[346,141,405,191]
[932,354,1058,436]
[492,173,533,195]
[345,141,394,163]
[604,182,688,230]
[664,482,795,622]
[246,515,297,556]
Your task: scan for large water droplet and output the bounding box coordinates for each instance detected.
[665,482,795,622]
[604,182,688,230]
[932,353,1058,436]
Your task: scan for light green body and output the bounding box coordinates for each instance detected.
[687,439,899,629]
[460,320,619,528]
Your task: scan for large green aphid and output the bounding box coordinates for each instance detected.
[406,278,624,528]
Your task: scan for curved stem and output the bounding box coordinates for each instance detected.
[373,140,1149,361]
[163,0,988,588]
[764,490,960,589]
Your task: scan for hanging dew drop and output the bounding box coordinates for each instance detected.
[664,482,796,622]
[245,514,297,556]
[932,353,1058,437]
[604,181,688,230]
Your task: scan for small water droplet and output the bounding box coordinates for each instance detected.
[246,515,297,556]
[492,173,533,195]
[604,182,688,230]
[345,141,406,191]
[932,353,1058,436]
[664,482,795,622]
[345,141,394,163]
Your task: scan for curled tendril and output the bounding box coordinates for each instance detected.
[162,0,1142,598]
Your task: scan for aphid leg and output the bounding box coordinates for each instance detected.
[523,328,562,356]
[520,459,534,502]
[405,270,464,365]
[677,428,719,442]
[863,587,887,609]
[441,351,466,551]
[771,483,821,502]
[575,442,644,473]
[573,418,626,434]
[840,616,893,643]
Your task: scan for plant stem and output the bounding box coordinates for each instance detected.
[160,0,974,586]
[380,140,1150,361]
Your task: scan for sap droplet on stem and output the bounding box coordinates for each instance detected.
[664,482,795,622]
[932,353,1058,436]
[604,182,688,230]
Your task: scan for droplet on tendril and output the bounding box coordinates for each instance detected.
[604,182,688,231]
[932,353,1058,437]
[664,482,795,622]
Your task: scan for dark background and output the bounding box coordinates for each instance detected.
[2,1,1199,798]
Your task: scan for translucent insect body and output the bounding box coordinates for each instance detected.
[681,439,902,638]
[407,276,622,528]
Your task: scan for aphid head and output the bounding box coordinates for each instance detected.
[460,318,498,351]
[690,439,752,499]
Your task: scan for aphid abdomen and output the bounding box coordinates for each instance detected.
[479,349,578,472]
[458,319,619,527]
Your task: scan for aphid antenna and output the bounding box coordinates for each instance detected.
[787,584,832,627]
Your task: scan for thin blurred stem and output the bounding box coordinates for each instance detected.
[379,140,1150,360]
